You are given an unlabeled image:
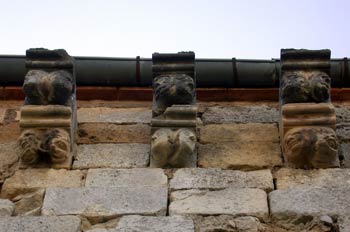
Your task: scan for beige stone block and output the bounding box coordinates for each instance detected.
[200,123,279,144]
[1,168,85,199]
[78,123,150,144]
[78,107,151,124]
[198,142,282,170]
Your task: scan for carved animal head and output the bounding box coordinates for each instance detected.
[284,127,339,168]
[153,74,195,109]
[150,128,196,168]
[23,70,73,105]
[18,129,41,164]
[281,71,331,104]
[42,129,70,164]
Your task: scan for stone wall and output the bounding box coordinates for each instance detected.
[0,100,349,231]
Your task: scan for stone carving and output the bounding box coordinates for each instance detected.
[279,49,339,168]
[151,52,197,168]
[18,48,76,169]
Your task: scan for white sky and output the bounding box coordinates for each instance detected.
[0,0,349,59]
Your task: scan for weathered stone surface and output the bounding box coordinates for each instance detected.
[202,105,278,124]
[269,186,350,221]
[336,106,350,124]
[0,216,81,232]
[0,122,21,144]
[13,189,45,216]
[170,168,273,191]
[198,142,282,170]
[73,144,149,169]
[274,168,350,190]
[200,123,279,144]
[78,107,151,124]
[114,215,195,232]
[1,168,85,199]
[169,188,268,219]
[78,123,150,144]
[0,198,15,216]
[339,216,350,232]
[337,123,350,140]
[340,142,350,168]
[42,186,168,220]
[0,142,19,183]
[192,215,263,232]
[86,168,167,187]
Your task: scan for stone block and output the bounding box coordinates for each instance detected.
[0,216,81,232]
[200,123,279,144]
[0,142,19,183]
[198,142,282,170]
[13,189,45,216]
[274,168,350,190]
[42,186,168,221]
[202,105,278,124]
[170,168,273,191]
[114,215,195,232]
[269,186,350,222]
[169,188,268,220]
[73,144,149,169]
[85,168,167,187]
[78,123,150,144]
[0,199,15,216]
[78,107,151,124]
[1,168,85,199]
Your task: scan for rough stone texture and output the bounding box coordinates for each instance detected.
[114,215,195,232]
[0,122,21,144]
[0,216,81,232]
[13,189,45,216]
[78,107,151,124]
[78,123,150,144]
[269,186,350,222]
[0,142,19,183]
[274,168,350,190]
[169,188,268,220]
[0,198,15,216]
[200,123,279,144]
[73,144,149,169]
[340,142,350,168]
[337,124,350,140]
[192,215,264,232]
[339,216,350,232]
[170,168,273,191]
[1,168,85,199]
[202,105,278,124]
[336,106,350,124]
[86,168,167,187]
[198,142,282,170]
[42,186,168,221]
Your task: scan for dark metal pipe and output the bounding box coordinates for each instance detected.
[0,55,349,87]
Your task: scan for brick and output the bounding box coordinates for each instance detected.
[77,86,118,100]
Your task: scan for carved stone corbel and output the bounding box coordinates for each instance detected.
[279,49,339,168]
[150,52,197,168]
[18,48,77,169]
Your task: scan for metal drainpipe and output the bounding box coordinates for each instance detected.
[0,55,349,87]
